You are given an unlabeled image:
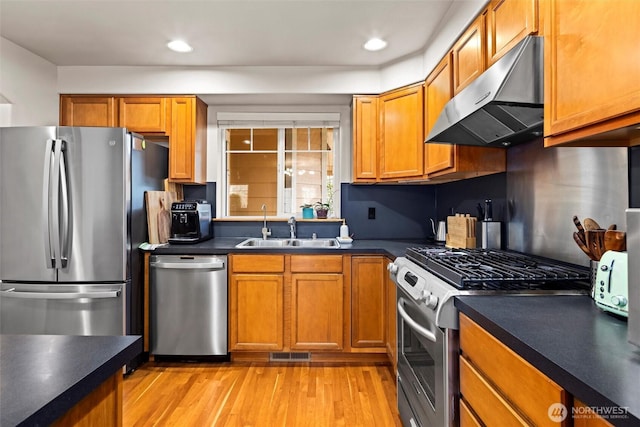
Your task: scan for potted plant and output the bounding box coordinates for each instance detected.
[300,203,314,219]
[314,201,330,219]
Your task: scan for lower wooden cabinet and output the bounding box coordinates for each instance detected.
[459,313,569,426]
[52,372,123,427]
[229,273,284,351]
[385,257,397,372]
[228,254,393,360]
[351,256,386,348]
[291,273,344,350]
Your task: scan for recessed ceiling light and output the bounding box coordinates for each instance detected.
[167,40,193,53]
[364,38,387,52]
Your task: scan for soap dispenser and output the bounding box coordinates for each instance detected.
[340,219,350,238]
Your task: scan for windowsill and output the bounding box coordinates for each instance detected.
[213,217,343,222]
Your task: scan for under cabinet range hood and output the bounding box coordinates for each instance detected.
[426,36,543,147]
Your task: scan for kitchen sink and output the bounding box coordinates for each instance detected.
[235,238,340,249]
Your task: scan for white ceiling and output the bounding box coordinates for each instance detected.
[0,0,457,68]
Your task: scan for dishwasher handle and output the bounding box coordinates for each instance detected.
[151,259,225,270]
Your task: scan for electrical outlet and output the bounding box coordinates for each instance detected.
[368,207,376,219]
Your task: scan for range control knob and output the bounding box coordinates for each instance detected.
[387,263,398,275]
[419,290,439,309]
[611,295,628,307]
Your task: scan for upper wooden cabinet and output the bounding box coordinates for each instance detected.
[452,12,486,95]
[486,0,538,66]
[424,55,506,180]
[352,96,379,183]
[378,83,424,180]
[60,95,207,184]
[118,97,168,134]
[543,0,640,147]
[60,96,116,127]
[168,96,207,184]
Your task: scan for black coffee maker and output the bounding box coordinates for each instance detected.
[168,200,212,244]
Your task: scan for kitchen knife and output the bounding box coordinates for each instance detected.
[574,231,596,260]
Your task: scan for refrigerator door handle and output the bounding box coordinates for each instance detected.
[42,139,56,268]
[50,139,63,269]
[59,143,70,268]
[1,288,121,299]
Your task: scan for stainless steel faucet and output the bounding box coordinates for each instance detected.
[261,204,271,240]
[288,216,296,238]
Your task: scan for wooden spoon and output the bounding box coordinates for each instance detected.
[572,215,586,243]
[583,218,601,231]
[585,229,606,260]
[573,232,596,260]
[604,230,626,252]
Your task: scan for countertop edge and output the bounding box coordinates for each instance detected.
[19,336,142,426]
[455,296,640,426]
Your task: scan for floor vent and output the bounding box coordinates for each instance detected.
[269,352,311,362]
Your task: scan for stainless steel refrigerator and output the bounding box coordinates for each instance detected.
[0,127,167,348]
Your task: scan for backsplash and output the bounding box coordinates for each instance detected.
[506,139,628,266]
[340,183,436,240]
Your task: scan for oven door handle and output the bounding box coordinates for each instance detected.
[397,297,437,343]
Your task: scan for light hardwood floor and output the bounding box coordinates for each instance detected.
[123,362,402,426]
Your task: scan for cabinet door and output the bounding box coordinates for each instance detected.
[385,257,397,370]
[60,96,116,127]
[229,274,284,351]
[352,96,379,182]
[573,399,613,427]
[378,84,424,180]
[424,54,455,176]
[486,0,538,66]
[452,12,486,95]
[290,273,343,351]
[544,0,640,143]
[118,97,168,134]
[169,97,207,184]
[351,256,386,348]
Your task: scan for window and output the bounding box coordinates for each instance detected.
[222,125,338,217]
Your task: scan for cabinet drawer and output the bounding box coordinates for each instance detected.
[460,356,529,426]
[290,255,343,273]
[459,398,482,427]
[460,314,567,426]
[231,255,285,273]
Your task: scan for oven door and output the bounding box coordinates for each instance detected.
[396,287,446,427]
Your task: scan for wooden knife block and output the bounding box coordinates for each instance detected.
[446,214,477,249]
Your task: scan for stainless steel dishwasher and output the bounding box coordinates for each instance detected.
[150,255,227,357]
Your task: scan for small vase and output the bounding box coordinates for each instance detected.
[315,208,328,219]
[302,207,314,219]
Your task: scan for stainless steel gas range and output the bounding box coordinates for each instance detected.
[388,247,590,427]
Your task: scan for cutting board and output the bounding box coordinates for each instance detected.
[145,191,177,244]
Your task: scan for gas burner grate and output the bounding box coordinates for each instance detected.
[405,247,590,290]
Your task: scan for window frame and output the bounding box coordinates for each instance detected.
[219,123,340,219]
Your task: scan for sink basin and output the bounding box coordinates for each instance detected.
[235,238,340,249]
[236,238,292,247]
[289,239,339,248]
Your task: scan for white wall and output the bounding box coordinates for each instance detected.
[0,38,58,126]
[57,66,382,95]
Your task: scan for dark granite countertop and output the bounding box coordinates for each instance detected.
[455,295,640,426]
[145,237,428,259]
[0,335,142,426]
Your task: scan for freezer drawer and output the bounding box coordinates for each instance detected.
[150,255,228,356]
[0,283,125,335]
